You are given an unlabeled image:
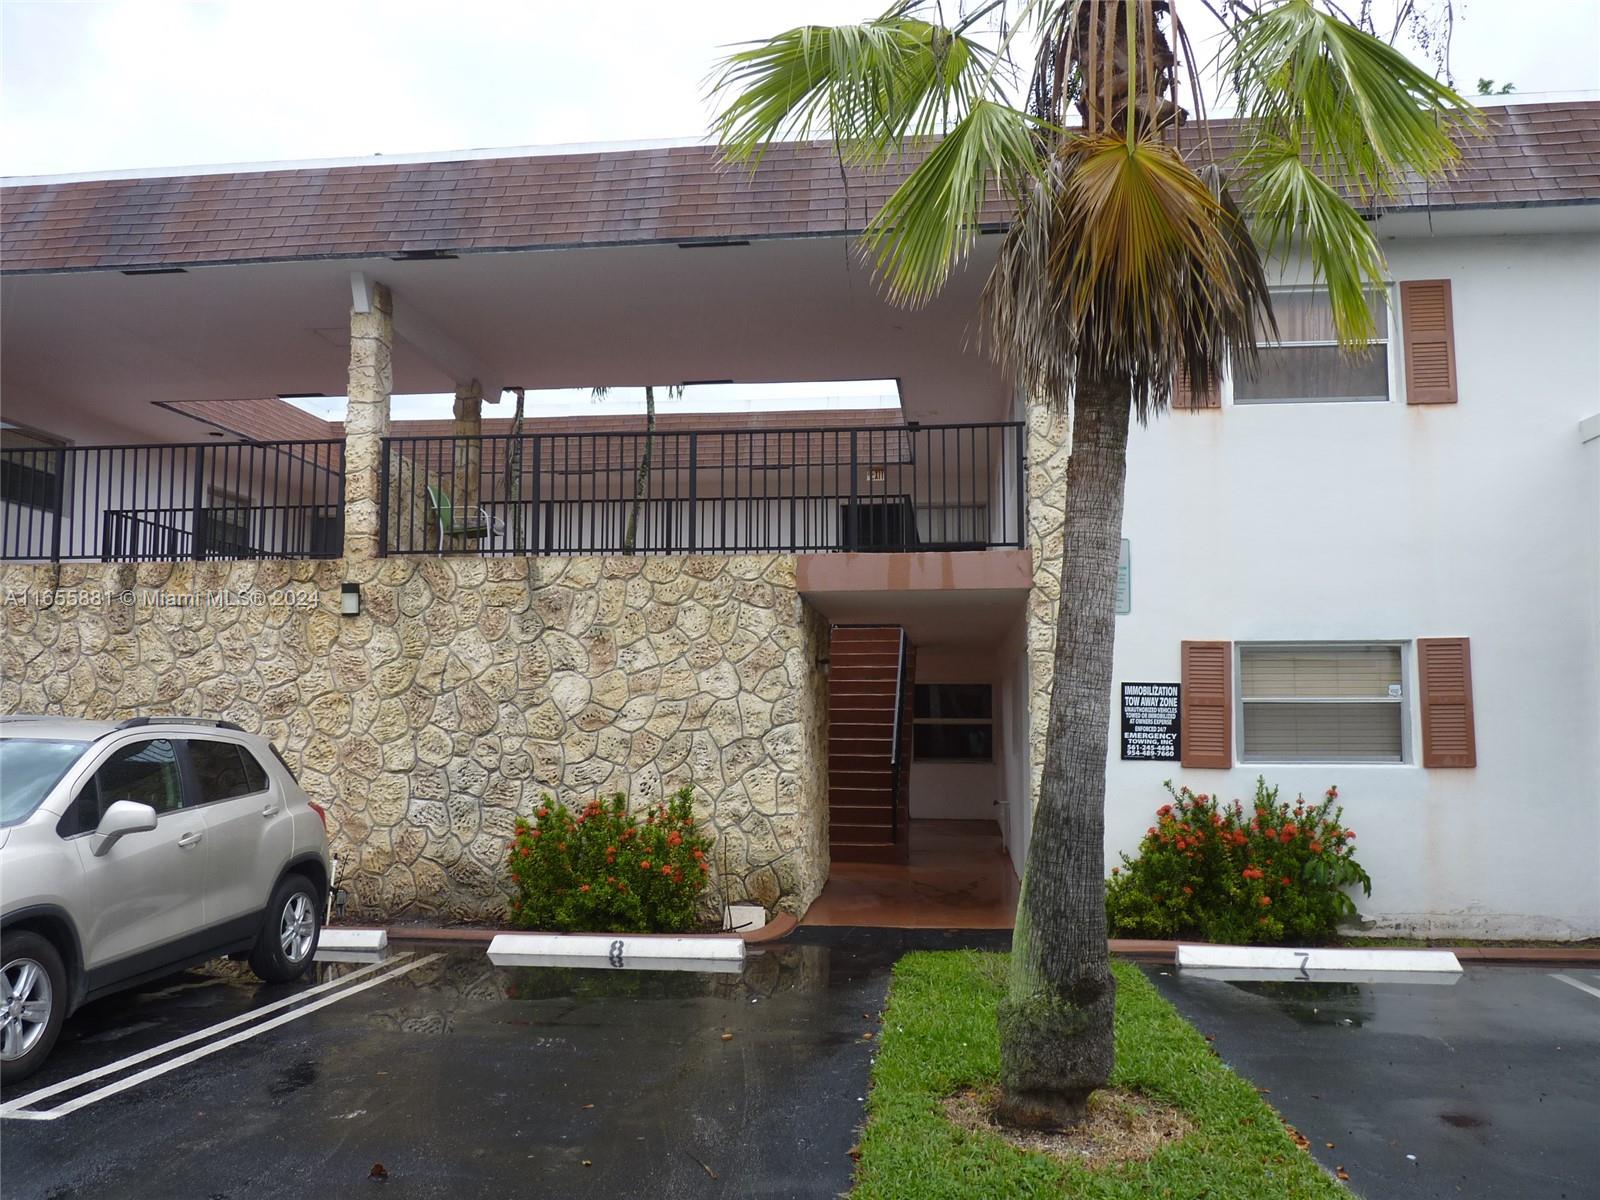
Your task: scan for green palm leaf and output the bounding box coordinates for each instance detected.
[710,7,999,168]
[1227,0,1484,202]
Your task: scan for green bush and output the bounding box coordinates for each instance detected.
[506,786,714,933]
[1106,778,1371,944]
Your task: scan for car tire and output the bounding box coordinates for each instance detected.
[1,932,68,1085]
[249,874,321,984]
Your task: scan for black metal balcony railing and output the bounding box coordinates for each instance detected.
[381,421,1025,557]
[0,440,345,563]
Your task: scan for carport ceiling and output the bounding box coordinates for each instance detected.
[2,236,1010,424]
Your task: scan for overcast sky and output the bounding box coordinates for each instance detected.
[4,0,1598,180]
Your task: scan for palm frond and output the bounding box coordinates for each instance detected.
[862,98,1048,305]
[984,132,1272,419]
[1226,0,1484,201]
[1244,144,1387,345]
[709,7,1000,168]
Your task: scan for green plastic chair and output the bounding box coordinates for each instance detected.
[425,484,503,552]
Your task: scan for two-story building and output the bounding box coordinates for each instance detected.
[3,100,1596,937]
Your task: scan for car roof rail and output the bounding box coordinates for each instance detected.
[114,717,247,733]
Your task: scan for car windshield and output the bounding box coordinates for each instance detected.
[0,739,89,827]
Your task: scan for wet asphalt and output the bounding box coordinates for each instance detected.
[0,928,1007,1200]
[3,932,1595,1200]
[1146,965,1600,1200]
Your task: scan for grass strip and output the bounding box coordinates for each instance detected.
[854,952,1346,1198]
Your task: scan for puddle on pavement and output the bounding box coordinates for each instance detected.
[1224,979,1375,1027]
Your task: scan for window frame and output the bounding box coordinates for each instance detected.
[1234,640,1413,766]
[56,736,189,839]
[1225,284,1398,408]
[179,737,272,808]
[912,682,996,764]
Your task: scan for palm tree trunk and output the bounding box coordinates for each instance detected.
[997,378,1131,1130]
[622,384,656,555]
[506,387,526,553]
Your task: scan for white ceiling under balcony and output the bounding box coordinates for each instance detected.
[1,234,1012,439]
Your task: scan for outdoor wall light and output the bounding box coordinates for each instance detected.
[340,582,361,617]
[817,655,830,678]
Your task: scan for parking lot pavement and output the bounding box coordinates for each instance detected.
[1146,964,1600,1200]
[0,927,1007,1200]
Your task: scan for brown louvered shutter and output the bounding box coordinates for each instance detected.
[1172,363,1221,410]
[1418,638,1476,767]
[1180,641,1232,768]
[1401,280,1458,405]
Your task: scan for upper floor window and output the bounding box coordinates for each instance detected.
[0,423,70,513]
[1233,289,1390,406]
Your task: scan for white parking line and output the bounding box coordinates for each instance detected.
[1552,974,1600,1002]
[1,953,429,1120]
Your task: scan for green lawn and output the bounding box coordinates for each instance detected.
[854,953,1346,1199]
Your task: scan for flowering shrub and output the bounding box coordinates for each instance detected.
[506,786,714,933]
[1106,779,1370,944]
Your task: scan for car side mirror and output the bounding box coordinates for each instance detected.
[91,800,158,857]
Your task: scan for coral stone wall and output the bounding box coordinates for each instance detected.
[0,554,830,923]
[1023,394,1070,811]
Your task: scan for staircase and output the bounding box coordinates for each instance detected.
[827,625,913,864]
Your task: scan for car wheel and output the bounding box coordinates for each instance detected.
[1,932,68,1085]
[250,875,321,984]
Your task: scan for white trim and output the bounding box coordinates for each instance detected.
[1177,944,1462,973]
[317,928,388,952]
[486,932,744,970]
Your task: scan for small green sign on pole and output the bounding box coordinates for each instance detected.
[1116,538,1131,615]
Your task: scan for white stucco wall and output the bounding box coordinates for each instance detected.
[1108,232,1600,938]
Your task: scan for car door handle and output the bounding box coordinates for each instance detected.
[260,803,281,818]
[176,831,204,849]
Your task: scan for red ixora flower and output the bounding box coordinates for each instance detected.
[667,831,683,847]
[640,860,651,870]
[1259,895,1272,906]
[537,807,549,819]
[1182,885,1193,895]
[579,884,590,893]
[1310,842,1323,854]
[1157,804,1174,818]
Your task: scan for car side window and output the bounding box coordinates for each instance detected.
[187,739,269,804]
[58,738,183,837]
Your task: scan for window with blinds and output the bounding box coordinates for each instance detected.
[1233,289,1390,405]
[1239,644,1405,763]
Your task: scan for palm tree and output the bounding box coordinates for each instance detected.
[591,385,684,554]
[713,0,1477,1129]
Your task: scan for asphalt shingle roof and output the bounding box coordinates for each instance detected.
[4,103,1595,276]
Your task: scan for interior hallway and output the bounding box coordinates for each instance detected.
[803,818,1019,929]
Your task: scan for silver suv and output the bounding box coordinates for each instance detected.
[0,716,331,1083]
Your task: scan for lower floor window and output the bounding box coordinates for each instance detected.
[913,683,993,762]
[1240,643,1405,763]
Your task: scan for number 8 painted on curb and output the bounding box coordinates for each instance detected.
[609,939,625,968]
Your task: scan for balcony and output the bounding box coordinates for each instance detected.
[0,440,344,563]
[381,421,1025,557]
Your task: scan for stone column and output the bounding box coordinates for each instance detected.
[344,282,393,560]
[452,379,484,522]
[1024,392,1071,814]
